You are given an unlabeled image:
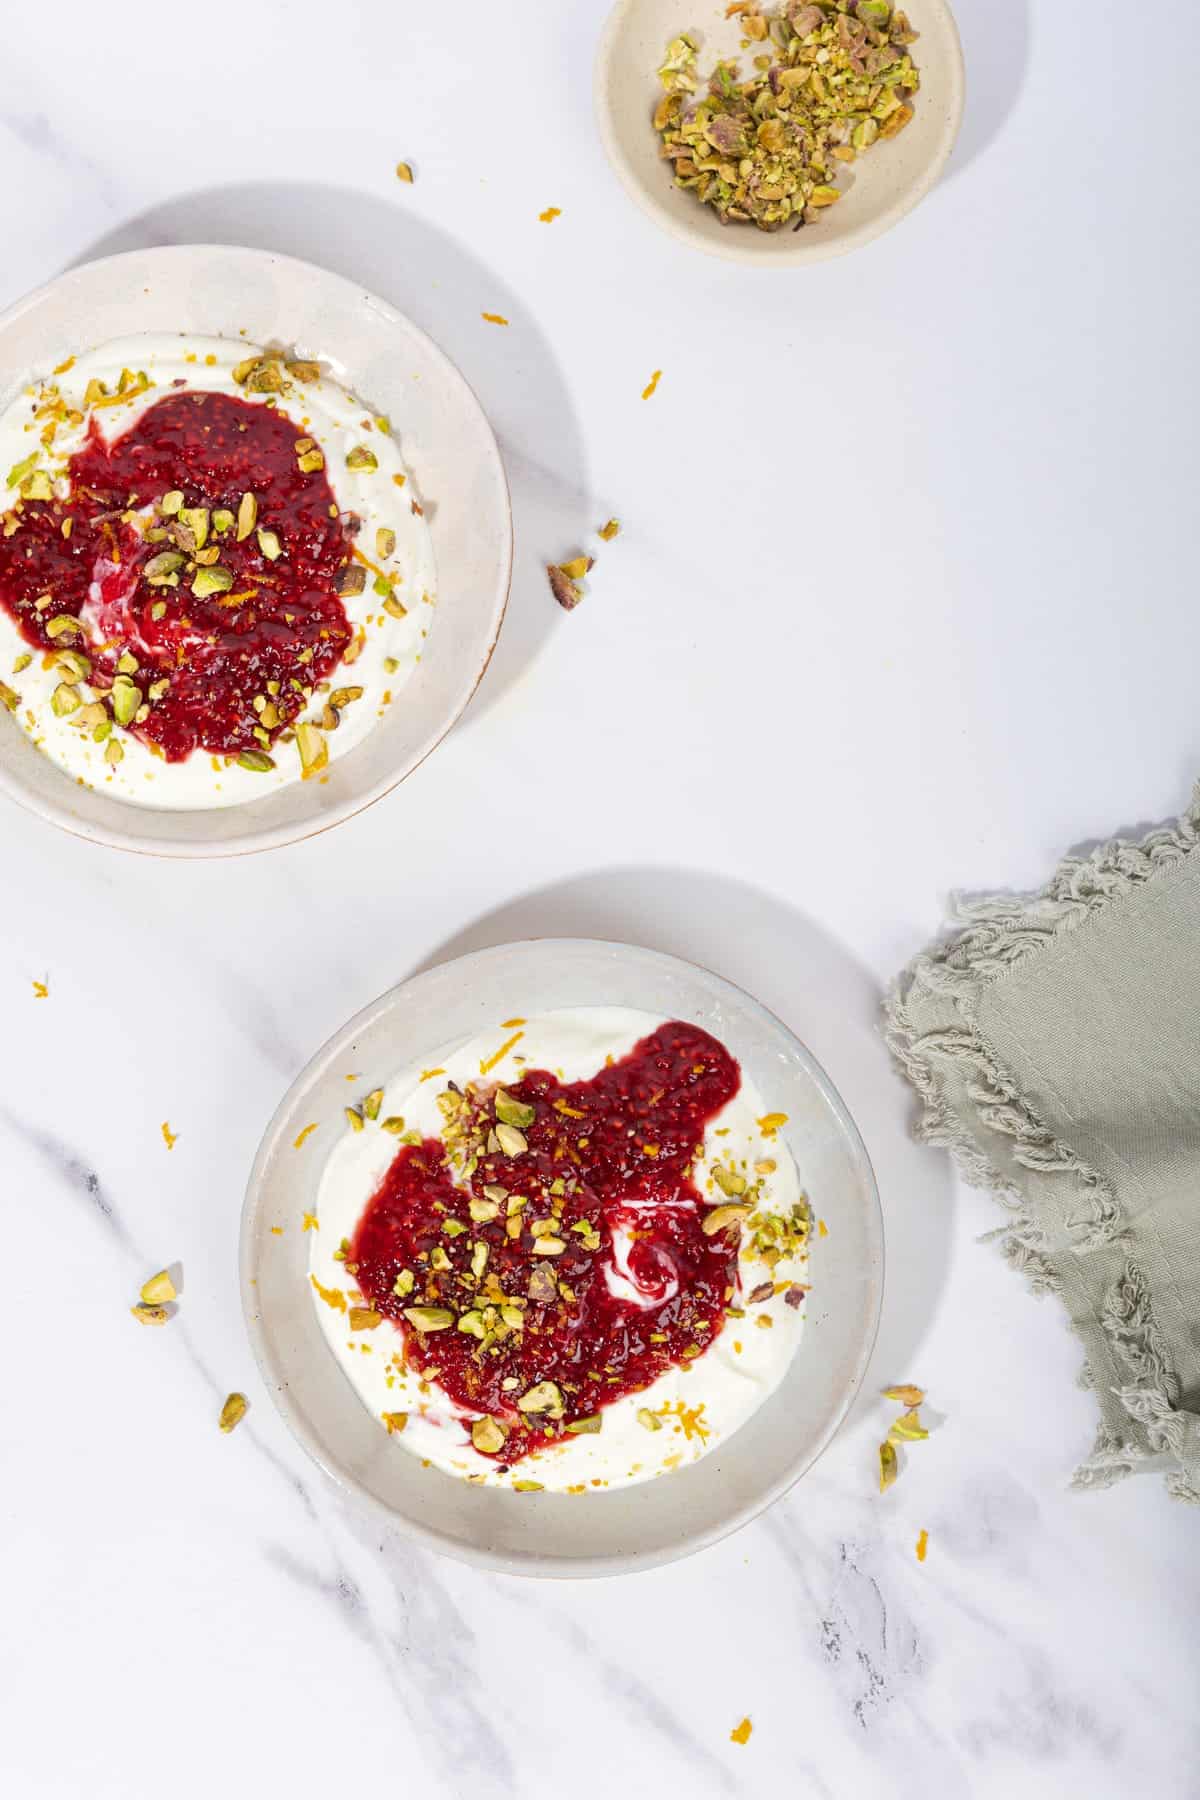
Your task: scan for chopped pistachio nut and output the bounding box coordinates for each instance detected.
[345,1106,364,1132]
[883,1384,925,1406]
[879,1439,899,1491]
[144,550,185,585]
[0,681,18,713]
[236,492,258,540]
[393,1269,416,1297]
[403,1306,455,1332]
[888,1408,929,1443]
[212,507,235,534]
[376,527,396,560]
[654,2,920,233]
[363,1087,384,1121]
[104,737,124,767]
[517,1380,564,1417]
[219,1393,248,1434]
[336,562,366,597]
[285,360,321,383]
[236,750,275,772]
[382,595,407,620]
[138,1269,176,1306]
[494,1090,536,1130]
[110,675,143,726]
[702,1202,751,1237]
[637,1407,663,1432]
[295,721,328,779]
[494,1122,528,1157]
[346,445,379,472]
[130,1302,170,1326]
[472,1415,507,1454]
[192,565,233,599]
[348,1306,383,1331]
[297,447,325,473]
[50,682,81,717]
[547,563,583,611]
[598,518,621,540]
[381,1116,407,1134]
[257,527,282,561]
[564,1414,602,1435]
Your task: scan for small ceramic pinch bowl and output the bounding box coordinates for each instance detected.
[241,938,883,1577]
[0,244,512,857]
[595,0,964,266]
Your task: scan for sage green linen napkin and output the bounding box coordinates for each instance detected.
[886,793,1200,1501]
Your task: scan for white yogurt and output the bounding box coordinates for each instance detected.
[0,334,436,808]
[305,1008,812,1492]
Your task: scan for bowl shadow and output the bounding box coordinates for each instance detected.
[418,866,955,1407]
[943,0,1032,183]
[69,179,591,723]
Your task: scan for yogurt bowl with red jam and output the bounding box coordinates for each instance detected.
[0,246,511,855]
[242,939,883,1576]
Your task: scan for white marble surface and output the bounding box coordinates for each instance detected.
[3,3,1198,1795]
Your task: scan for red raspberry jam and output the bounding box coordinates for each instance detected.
[0,391,354,760]
[349,1020,744,1466]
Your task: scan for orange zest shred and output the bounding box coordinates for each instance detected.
[500,1017,526,1028]
[419,1067,446,1082]
[916,1528,929,1562]
[270,1226,284,1237]
[310,1275,346,1312]
[161,1121,178,1151]
[32,980,48,999]
[293,1122,319,1149]
[479,1030,525,1075]
[730,1718,753,1746]
[641,369,662,400]
[301,1211,319,1232]
[538,206,562,222]
[481,312,510,326]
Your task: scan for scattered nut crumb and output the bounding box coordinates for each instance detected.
[293,1122,319,1149]
[395,161,415,183]
[161,1121,178,1151]
[302,1211,319,1232]
[31,979,48,999]
[916,1528,929,1562]
[538,206,561,222]
[130,1303,170,1327]
[730,1718,753,1746]
[883,1384,924,1406]
[598,518,620,540]
[219,1392,248,1433]
[140,1269,176,1306]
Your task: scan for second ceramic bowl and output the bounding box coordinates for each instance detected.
[241,938,884,1577]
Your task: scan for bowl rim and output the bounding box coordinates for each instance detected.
[593,0,965,267]
[239,936,885,1577]
[0,243,513,859]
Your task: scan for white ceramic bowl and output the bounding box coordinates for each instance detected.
[241,938,883,1577]
[0,245,512,857]
[595,0,964,266]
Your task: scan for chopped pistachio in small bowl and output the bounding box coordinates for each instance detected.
[594,0,964,266]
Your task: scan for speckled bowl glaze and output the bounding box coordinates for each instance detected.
[241,938,884,1578]
[0,245,512,856]
[595,0,964,266]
